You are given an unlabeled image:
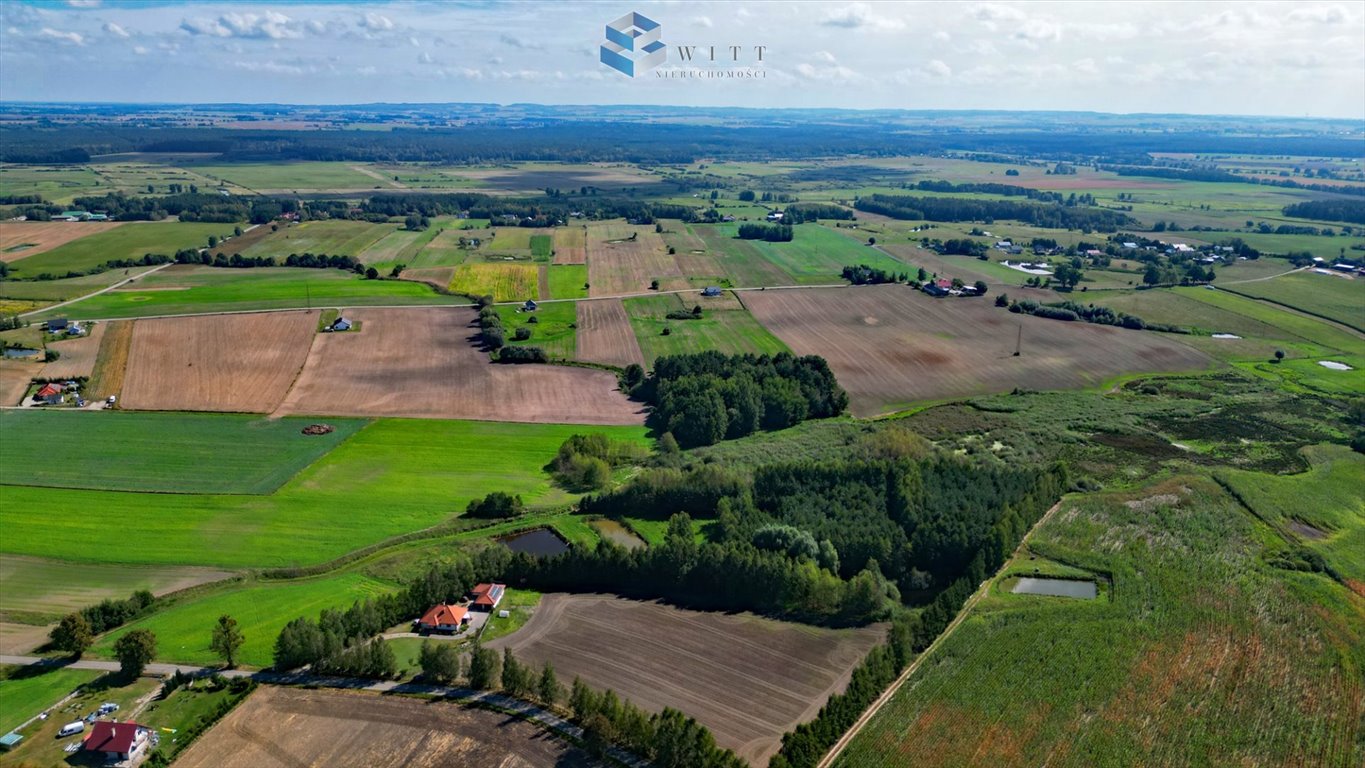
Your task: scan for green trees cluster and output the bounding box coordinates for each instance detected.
[627,352,847,448]
[553,433,647,491]
[841,264,905,285]
[50,589,157,655]
[495,346,549,364]
[569,680,744,768]
[857,194,1133,231]
[465,491,524,519]
[113,629,157,678]
[1282,199,1365,225]
[478,305,505,349]
[1008,299,1187,334]
[416,640,462,683]
[736,223,794,241]
[312,637,398,678]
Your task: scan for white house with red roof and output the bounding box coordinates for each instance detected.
[83,721,149,763]
[470,583,506,612]
[416,603,469,634]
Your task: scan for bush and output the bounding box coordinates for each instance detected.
[466,491,524,519]
[513,326,532,341]
[496,346,548,364]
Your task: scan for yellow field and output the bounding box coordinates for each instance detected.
[448,263,539,302]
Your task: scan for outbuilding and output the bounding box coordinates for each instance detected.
[701,286,723,297]
[470,583,506,611]
[330,317,353,332]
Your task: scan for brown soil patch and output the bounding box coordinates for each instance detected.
[1288,520,1328,541]
[0,221,124,263]
[275,307,643,425]
[0,359,37,406]
[121,311,317,413]
[743,285,1211,416]
[400,266,457,291]
[537,265,551,300]
[175,686,601,768]
[38,322,107,379]
[575,299,645,368]
[552,226,587,264]
[587,223,683,295]
[87,320,132,401]
[0,622,53,655]
[487,593,885,766]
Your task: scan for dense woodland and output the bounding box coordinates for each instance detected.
[855,193,1133,231]
[1282,199,1365,225]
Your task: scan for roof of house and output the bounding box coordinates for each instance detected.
[471,583,505,606]
[36,383,63,397]
[47,318,69,328]
[0,732,22,748]
[418,603,467,627]
[84,722,145,754]
[934,278,953,288]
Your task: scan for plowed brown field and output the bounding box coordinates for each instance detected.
[175,686,601,768]
[39,322,107,379]
[0,221,123,262]
[488,594,885,766]
[575,299,644,368]
[0,360,35,406]
[275,307,643,425]
[587,223,686,295]
[553,226,587,264]
[744,285,1212,416]
[121,310,317,413]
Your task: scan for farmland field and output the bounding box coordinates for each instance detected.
[740,224,907,284]
[0,164,105,204]
[587,222,680,295]
[37,321,106,379]
[448,262,539,301]
[496,301,576,359]
[624,293,789,365]
[1221,271,1365,331]
[553,225,588,263]
[0,361,36,407]
[0,265,164,303]
[121,310,317,413]
[356,226,431,265]
[175,686,603,768]
[93,573,397,668]
[743,285,1213,416]
[575,299,645,368]
[5,222,235,277]
[181,161,383,192]
[0,555,235,622]
[276,307,642,425]
[0,221,123,262]
[0,410,366,494]
[0,666,101,734]
[409,226,470,267]
[546,264,588,299]
[0,418,649,568]
[86,319,132,400]
[241,220,390,260]
[39,265,460,320]
[835,476,1364,768]
[487,593,886,766]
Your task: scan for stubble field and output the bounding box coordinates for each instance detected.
[36,322,106,379]
[574,299,645,368]
[743,285,1213,415]
[487,593,886,766]
[175,686,602,768]
[587,223,682,295]
[0,221,123,262]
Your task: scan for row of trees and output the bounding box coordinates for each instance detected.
[841,264,907,285]
[1282,199,1365,225]
[856,194,1133,231]
[736,223,794,241]
[1006,298,1188,333]
[49,589,158,655]
[68,192,293,224]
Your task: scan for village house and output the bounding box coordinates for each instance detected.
[523,300,538,312]
[34,383,64,405]
[923,278,953,297]
[329,317,352,332]
[416,603,469,634]
[83,721,150,764]
[45,318,69,333]
[701,286,723,297]
[470,583,506,611]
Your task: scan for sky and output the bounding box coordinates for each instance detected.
[1,0,1363,119]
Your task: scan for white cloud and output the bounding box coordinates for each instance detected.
[794,62,863,83]
[102,21,129,38]
[925,59,952,78]
[37,27,84,45]
[933,30,951,42]
[358,12,394,31]
[822,3,904,30]
[65,0,101,7]
[693,16,714,28]
[814,50,837,64]
[180,12,303,40]
[1287,5,1349,24]
[418,51,435,65]
[972,3,1026,24]
[132,45,148,55]
[499,34,544,51]
[1015,18,1062,43]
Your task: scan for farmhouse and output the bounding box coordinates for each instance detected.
[417,603,469,634]
[46,318,69,332]
[34,383,65,405]
[923,278,952,297]
[523,300,538,311]
[329,317,352,332]
[470,583,506,611]
[84,721,150,763]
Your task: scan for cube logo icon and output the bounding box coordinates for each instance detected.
[600,11,665,77]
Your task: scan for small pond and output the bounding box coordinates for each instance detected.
[498,527,570,558]
[2,348,39,359]
[590,518,646,550]
[1011,577,1097,600]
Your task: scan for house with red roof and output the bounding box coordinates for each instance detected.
[470,583,505,612]
[416,603,469,634]
[34,382,64,405]
[83,721,149,763]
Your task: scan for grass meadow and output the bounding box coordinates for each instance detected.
[181,162,385,191]
[0,556,234,623]
[241,220,391,260]
[1221,272,1365,331]
[0,266,165,303]
[547,264,589,299]
[0,418,650,569]
[623,293,789,364]
[0,666,101,733]
[0,410,367,494]
[496,302,576,359]
[7,223,235,277]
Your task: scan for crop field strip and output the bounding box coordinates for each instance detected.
[34,321,106,379]
[0,221,123,262]
[553,225,587,264]
[488,593,886,766]
[240,219,391,260]
[587,222,684,295]
[5,222,234,277]
[0,360,34,406]
[743,285,1214,416]
[0,265,166,304]
[0,555,236,622]
[0,416,649,568]
[120,310,318,413]
[1219,271,1365,332]
[448,263,539,302]
[575,298,645,368]
[624,293,790,365]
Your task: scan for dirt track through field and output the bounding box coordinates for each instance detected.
[0,221,123,262]
[488,594,885,766]
[575,299,645,368]
[121,310,317,413]
[275,307,643,425]
[744,285,1212,416]
[174,686,602,768]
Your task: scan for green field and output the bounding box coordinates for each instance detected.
[40,265,461,320]
[0,266,165,303]
[0,418,650,568]
[7,223,236,278]
[0,557,233,622]
[0,165,105,205]
[1221,271,1365,331]
[546,265,589,299]
[241,220,391,260]
[409,224,482,268]
[697,223,909,285]
[624,293,789,364]
[183,162,385,191]
[496,301,576,359]
[481,227,540,255]
[0,410,367,494]
[0,666,100,733]
[92,573,398,668]
[356,227,430,266]
[837,475,1364,767]
[475,588,541,644]
[530,234,554,260]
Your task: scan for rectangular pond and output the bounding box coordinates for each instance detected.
[589,518,646,550]
[1011,577,1097,599]
[497,527,570,558]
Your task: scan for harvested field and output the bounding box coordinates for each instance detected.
[0,555,235,621]
[86,319,132,400]
[412,228,470,267]
[399,266,456,292]
[449,263,539,302]
[275,307,643,425]
[487,593,885,766]
[0,221,123,262]
[0,621,51,655]
[576,299,645,368]
[553,226,587,264]
[175,686,602,768]
[587,223,683,295]
[744,285,1212,416]
[0,360,36,406]
[37,322,106,379]
[121,311,317,413]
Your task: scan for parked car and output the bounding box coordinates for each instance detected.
[56,722,84,738]
[106,395,117,405]
[97,703,118,715]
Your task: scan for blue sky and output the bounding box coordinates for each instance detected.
[2,1,1362,118]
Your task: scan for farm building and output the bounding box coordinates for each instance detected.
[701,286,723,297]
[84,721,150,763]
[45,318,69,332]
[34,383,65,405]
[923,278,953,297]
[523,300,538,312]
[329,317,353,332]
[0,732,22,751]
[417,603,469,634]
[470,583,506,611]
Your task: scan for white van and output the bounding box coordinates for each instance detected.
[57,721,84,738]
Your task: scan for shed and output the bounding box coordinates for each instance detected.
[0,732,22,750]
[701,286,722,297]
[523,300,538,311]
[46,318,69,332]
[330,317,352,332]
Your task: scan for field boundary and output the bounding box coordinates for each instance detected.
[1214,285,1365,335]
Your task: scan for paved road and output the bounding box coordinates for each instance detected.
[0,654,646,766]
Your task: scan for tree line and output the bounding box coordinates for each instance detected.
[841,264,906,285]
[855,194,1133,231]
[737,223,794,241]
[1282,199,1365,225]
